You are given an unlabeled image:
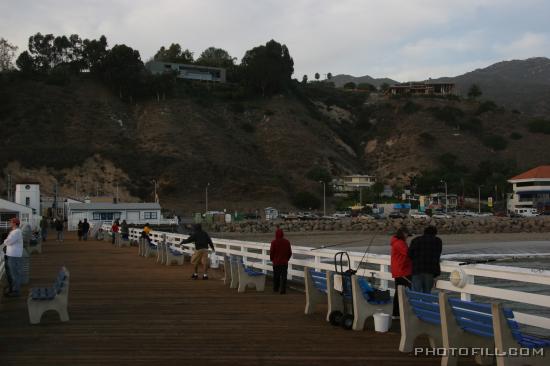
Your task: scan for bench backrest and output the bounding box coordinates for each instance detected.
[448,297,494,338]
[406,288,441,325]
[308,269,327,293]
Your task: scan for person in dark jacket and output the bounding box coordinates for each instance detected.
[55,218,64,242]
[270,227,292,294]
[408,226,442,293]
[390,227,412,317]
[77,220,83,241]
[82,219,90,241]
[180,224,215,280]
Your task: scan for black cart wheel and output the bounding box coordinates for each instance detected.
[342,314,354,330]
[329,311,343,326]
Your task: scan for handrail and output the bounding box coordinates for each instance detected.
[105,224,550,331]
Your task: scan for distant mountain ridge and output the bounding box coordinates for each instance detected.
[333,57,550,116]
[329,74,398,88]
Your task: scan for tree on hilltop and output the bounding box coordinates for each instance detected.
[315,72,320,80]
[153,43,194,64]
[240,39,294,96]
[101,44,144,100]
[468,84,482,99]
[196,47,235,68]
[0,38,18,71]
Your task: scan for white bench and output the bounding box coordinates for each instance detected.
[351,275,393,331]
[165,242,185,266]
[231,256,266,293]
[27,267,70,324]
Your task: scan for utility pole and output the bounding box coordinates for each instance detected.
[320,181,326,217]
[6,174,11,201]
[441,180,448,213]
[478,185,482,214]
[205,183,210,213]
[116,183,119,203]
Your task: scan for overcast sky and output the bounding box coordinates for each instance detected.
[2,0,550,81]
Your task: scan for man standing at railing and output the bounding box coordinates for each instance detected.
[270,226,292,294]
[82,219,90,241]
[408,226,442,294]
[180,224,215,280]
[3,217,23,297]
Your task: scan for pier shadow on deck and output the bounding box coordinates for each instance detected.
[0,235,477,366]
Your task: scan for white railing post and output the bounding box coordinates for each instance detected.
[380,264,389,290]
[314,255,321,272]
[460,274,475,301]
[262,248,268,274]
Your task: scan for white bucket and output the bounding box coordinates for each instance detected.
[373,312,391,332]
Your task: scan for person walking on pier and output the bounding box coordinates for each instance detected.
[77,220,83,241]
[40,217,49,242]
[82,219,90,241]
[408,226,442,294]
[270,227,292,294]
[180,224,215,280]
[55,218,64,242]
[111,220,120,244]
[3,218,24,297]
[120,220,129,240]
[390,227,412,318]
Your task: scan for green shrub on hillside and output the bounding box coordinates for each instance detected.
[476,100,498,115]
[481,134,508,150]
[306,166,332,182]
[429,106,464,124]
[458,117,483,132]
[291,191,321,210]
[528,119,550,134]
[241,122,255,133]
[402,101,421,114]
[418,132,436,146]
[509,132,523,140]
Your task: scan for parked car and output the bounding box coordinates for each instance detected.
[432,212,452,219]
[389,211,407,219]
[515,208,539,217]
[410,212,429,219]
[332,212,351,219]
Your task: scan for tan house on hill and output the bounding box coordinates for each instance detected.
[387,82,455,96]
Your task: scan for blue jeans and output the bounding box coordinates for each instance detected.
[6,256,23,294]
[41,228,48,241]
[412,273,434,294]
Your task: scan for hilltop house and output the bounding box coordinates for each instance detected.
[507,165,550,214]
[332,175,376,195]
[387,82,455,96]
[146,61,226,83]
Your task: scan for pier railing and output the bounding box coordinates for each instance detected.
[107,225,550,332]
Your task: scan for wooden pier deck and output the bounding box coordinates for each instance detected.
[0,234,477,366]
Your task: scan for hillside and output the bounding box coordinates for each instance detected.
[436,57,550,116]
[1,74,550,214]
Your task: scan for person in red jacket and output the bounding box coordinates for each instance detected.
[270,227,292,294]
[390,227,412,318]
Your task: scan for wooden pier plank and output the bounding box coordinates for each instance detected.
[0,235,477,366]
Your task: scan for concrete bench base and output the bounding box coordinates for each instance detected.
[236,260,266,293]
[27,267,70,325]
[351,275,393,331]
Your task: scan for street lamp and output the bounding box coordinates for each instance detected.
[205,182,210,213]
[152,179,158,203]
[320,181,326,217]
[440,179,448,213]
[478,185,484,214]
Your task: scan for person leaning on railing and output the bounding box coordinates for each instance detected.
[179,224,215,280]
[2,217,23,297]
[408,226,442,294]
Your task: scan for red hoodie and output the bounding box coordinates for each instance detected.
[270,229,292,265]
[390,235,412,278]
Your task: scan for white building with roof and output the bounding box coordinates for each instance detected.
[0,198,37,230]
[507,165,550,214]
[66,202,176,231]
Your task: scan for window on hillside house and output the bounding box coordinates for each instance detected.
[143,212,158,219]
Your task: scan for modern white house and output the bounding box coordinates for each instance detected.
[65,202,179,231]
[0,198,37,230]
[508,165,550,214]
[332,175,376,195]
[146,61,226,82]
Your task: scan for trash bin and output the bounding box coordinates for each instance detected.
[21,248,30,285]
[373,311,391,332]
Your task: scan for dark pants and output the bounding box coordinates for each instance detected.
[273,265,288,294]
[412,273,435,294]
[393,276,412,316]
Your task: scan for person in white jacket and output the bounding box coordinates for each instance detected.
[3,217,23,297]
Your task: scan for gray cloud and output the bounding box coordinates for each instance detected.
[1,0,549,81]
